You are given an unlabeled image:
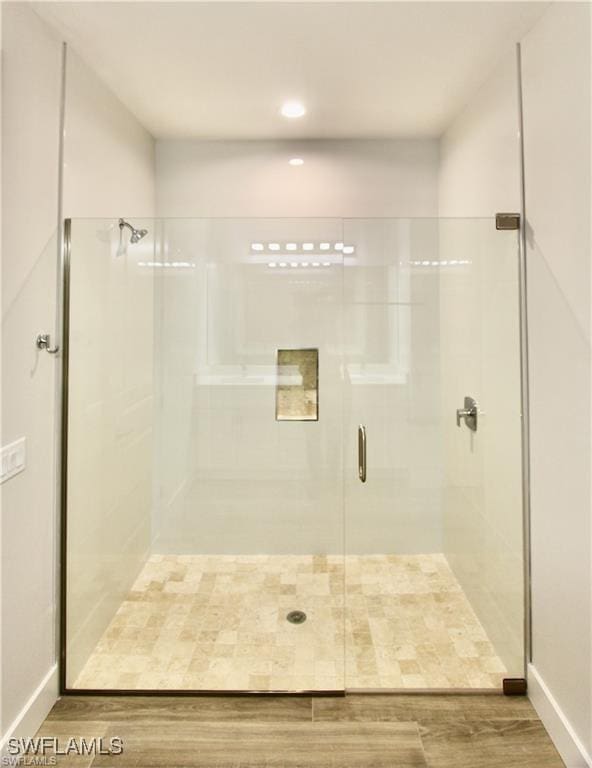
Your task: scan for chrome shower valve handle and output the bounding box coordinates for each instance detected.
[456,396,478,431]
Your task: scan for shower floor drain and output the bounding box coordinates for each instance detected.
[286,610,307,625]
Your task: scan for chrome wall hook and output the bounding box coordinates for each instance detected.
[36,333,60,354]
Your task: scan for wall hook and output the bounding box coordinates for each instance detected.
[36,333,59,354]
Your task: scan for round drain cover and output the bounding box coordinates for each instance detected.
[286,610,307,625]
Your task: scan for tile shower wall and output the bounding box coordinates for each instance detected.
[66,221,155,686]
[153,218,443,556]
[152,219,344,555]
[438,220,523,675]
[343,219,442,554]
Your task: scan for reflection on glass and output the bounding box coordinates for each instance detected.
[276,348,319,421]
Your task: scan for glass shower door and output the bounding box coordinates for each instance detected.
[154,218,346,691]
[342,217,525,691]
[65,217,346,692]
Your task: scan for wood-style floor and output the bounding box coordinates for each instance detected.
[39,694,565,767]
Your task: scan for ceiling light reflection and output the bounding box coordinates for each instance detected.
[281,101,306,118]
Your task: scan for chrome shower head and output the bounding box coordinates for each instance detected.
[119,218,148,245]
[130,227,148,244]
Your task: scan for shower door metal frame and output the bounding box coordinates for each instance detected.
[58,218,71,695]
[58,213,533,696]
[516,41,533,674]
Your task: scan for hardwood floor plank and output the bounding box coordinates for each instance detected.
[420,719,565,768]
[313,694,538,723]
[454,695,538,719]
[48,695,312,723]
[90,722,427,768]
[31,719,110,767]
[38,694,563,768]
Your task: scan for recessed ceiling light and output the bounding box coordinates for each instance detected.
[268,243,280,251]
[251,243,264,251]
[343,245,355,255]
[289,158,304,166]
[281,101,306,119]
[319,243,330,251]
[334,242,344,251]
[286,243,297,251]
[302,243,314,251]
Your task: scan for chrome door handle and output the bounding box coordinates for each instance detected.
[358,425,367,483]
[456,396,478,431]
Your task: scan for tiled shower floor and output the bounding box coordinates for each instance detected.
[73,554,506,691]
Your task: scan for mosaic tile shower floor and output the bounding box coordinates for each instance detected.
[73,554,506,691]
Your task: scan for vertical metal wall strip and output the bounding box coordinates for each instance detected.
[55,42,69,693]
[516,42,533,671]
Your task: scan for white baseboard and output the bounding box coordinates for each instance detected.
[528,663,592,768]
[0,664,58,757]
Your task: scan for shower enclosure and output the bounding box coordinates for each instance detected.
[61,216,525,693]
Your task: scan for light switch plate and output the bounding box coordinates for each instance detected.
[0,437,26,484]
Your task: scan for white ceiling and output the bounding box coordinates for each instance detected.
[36,1,549,140]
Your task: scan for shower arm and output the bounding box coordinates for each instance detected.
[119,218,133,235]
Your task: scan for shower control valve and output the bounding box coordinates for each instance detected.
[456,396,478,432]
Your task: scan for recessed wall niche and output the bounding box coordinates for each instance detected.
[275,348,319,421]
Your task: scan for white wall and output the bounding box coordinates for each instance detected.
[156,139,439,218]
[1,3,155,743]
[62,49,155,219]
[438,6,591,764]
[521,3,591,764]
[438,51,520,216]
[1,2,62,744]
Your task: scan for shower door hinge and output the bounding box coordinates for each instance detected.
[495,212,520,231]
[503,677,527,696]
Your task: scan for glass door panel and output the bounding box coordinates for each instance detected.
[155,218,346,691]
[65,217,156,690]
[64,217,345,692]
[343,217,524,691]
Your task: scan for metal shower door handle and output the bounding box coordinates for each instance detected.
[358,425,367,483]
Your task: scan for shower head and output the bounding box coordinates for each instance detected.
[119,218,148,244]
[130,227,148,243]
